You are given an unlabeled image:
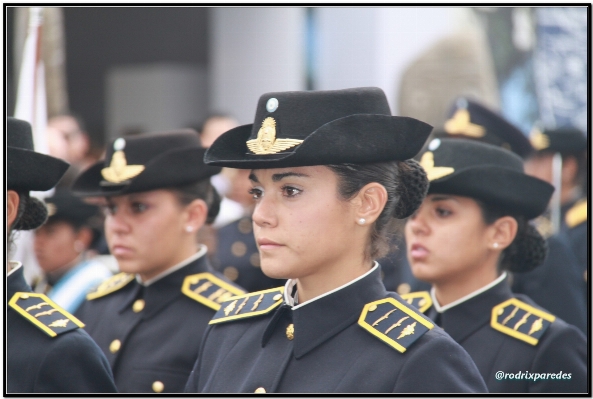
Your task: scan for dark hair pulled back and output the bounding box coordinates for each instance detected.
[169,180,221,225]
[478,201,548,273]
[327,159,428,260]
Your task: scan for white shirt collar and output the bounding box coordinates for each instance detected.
[7,261,22,276]
[283,262,379,310]
[137,245,208,287]
[431,271,508,313]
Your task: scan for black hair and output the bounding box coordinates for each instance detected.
[327,159,428,260]
[8,191,48,255]
[168,180,221,225]
[477,200,548,273]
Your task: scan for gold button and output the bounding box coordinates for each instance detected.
[418,298,427,307]
[584,270,587,282]
[238,218,252,234]
[254,387,266,393]
[152,381,164,393]
[231,241,247,257]
[132,299,145,312]
[250,252,261,267]
[21,294,29,299]
[110,339,121,353]
[368,304,377,312]
[497,308,504,316]
[286,323,294,340]
[397,283,411,295]
[272,294,282,301]
[224,266,239,281]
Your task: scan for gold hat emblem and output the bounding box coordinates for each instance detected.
[444,108,486,138]
[246,117,303,155]
[101,144,145,184]
[420,152,455,181]
[529,127,550,150]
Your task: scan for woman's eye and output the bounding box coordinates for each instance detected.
[131,202,148,213]
[282,186,302,198]
[248,188,263,200]
[435,207,451,217]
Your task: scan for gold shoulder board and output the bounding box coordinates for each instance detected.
[491,298,555,346]
[86,272,135,300]
[209,287,284,324]
[9,293,85,337]
[181,272,246,311]
[358,297,434,353]
[565,199,587,228]
[400,291,432,313]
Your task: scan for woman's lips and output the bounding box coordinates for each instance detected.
[257,238,283,251]
[111,245,134,257]
[409,243,429,260]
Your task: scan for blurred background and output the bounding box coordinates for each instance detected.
[6,6,588,151]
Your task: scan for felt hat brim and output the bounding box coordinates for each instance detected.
[428,166,554,219]
[204,115,432,169]
[8,147,70,192]
[72,147,221,197]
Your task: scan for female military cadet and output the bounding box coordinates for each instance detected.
[185,87,487,393]
[403,138,587,393]
[7,117,117,393]
[71,130,246,393]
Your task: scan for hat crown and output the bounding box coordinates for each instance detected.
[429,138,524,173]
[104,130,201,166]
[7,117,35,151]
[248,87,391,141]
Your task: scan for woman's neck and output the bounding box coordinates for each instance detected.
[295,255,373,304]
[433,260,499,308]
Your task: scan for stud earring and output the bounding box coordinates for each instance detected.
[358,218,366,225]
[185,226,194,233]
[493,242,499,249]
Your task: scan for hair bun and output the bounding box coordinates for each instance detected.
[506,223,548,273]
[13,196,49,231]
[393,159,428,219]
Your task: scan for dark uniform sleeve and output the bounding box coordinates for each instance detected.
[34,329,118,393]
[529,323,587,393]
[184,324,213,393]
[393,329,488,393]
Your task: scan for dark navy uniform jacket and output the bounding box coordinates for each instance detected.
[512,234,587,334]
[75,251,245,393]
[404,276,587,393]
[7,264,117,393]
[185,266,487,393]
[212,216,285,292]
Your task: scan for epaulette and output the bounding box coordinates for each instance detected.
[209,287,284,324]
[9,293,85,337]
[181,272,246,311]
[358,297,434,353]
[86,272,135,300]
[491,298,555,345]
[565,199,587,228]
[400,291,432,313]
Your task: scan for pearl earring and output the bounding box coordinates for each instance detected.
[185,226,194,233]
[493,242,499,249]
[358,218,366,225]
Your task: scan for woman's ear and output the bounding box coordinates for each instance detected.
[488,216,518,251]
[7,190,20,232]
[184,199,208,232]
[75,227,94,249]
[354,183,388,225]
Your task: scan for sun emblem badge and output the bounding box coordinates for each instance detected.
[246,117,303,155]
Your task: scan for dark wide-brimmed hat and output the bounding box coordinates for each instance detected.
[433,98,533,158]
[72,130,222,197]
[204,87,433,168]
[419,138,554,219]
[528,126,587,156]
[44,189,102,228]
[8,117,69,192]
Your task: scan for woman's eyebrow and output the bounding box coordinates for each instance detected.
[271,172,309,182]
[248,172,259,183]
